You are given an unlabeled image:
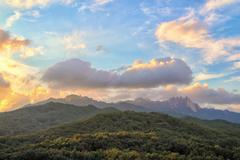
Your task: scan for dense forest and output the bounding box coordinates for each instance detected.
[0,111,240,160]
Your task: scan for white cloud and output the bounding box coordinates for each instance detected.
[5,11,21,29]
[28,10,41,18]
[63,32,86,51]
[5,0,50,9]
[225,76,240,83]
[95,0,113,6]
[4,0,75,9]
[78,0,113,12]
[61,0,74,5]
[202,0,237,12]
[195,73,224,81]
[227,53,240,61]
[233,61,240,69]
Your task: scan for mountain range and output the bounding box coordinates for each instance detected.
[1,95,240,159]
[1,94,240,137]
[34,94,240,123]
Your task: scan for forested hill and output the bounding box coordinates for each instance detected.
[0,102,118,136]
[0,111,240,160]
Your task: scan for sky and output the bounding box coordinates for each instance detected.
[0,0,240,112]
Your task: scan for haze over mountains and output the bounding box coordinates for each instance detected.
[34,94,240,123]
[1,94,239,137]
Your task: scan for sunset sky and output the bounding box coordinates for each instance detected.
[0,0,240,112]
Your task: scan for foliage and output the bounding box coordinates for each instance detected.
[0,111,240,159]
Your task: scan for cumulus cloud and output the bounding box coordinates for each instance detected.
[42,58,192,89]
[155,17,208,49]
[155,15,240,63]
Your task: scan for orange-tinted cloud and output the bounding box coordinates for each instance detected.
[155,15,240,63]
[0,29,30,56]
[0,29,43,58]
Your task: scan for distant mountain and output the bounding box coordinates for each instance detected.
[1,111,240,159]
[34,95,240,123]
[0,102,118,136]
[34,94,111,108]
[34,94,148,112]
[127,97,200,115]
[126,97,240,123]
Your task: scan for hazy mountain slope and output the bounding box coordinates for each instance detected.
[34,95,147,112]
[34,94,111,108]
[190,108,240,123]
[111,102,148,112]
[182,116,240,137]
[0,102,118,136]
[127,97,240,123]
[1,111,240,159]
[128,97,201,115]
[33,95,240,123]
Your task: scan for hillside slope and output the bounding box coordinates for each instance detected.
[0,112,240,159]
[0,102,118,136]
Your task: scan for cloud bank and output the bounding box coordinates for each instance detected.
[42,58,193,89]
[107,83,240,107]
[181,83,240,105]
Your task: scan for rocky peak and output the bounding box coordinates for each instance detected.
[168,97,200,112]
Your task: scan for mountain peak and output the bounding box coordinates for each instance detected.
[134,97,151,103]
[168,96,200,112]
[65,94,83,99]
